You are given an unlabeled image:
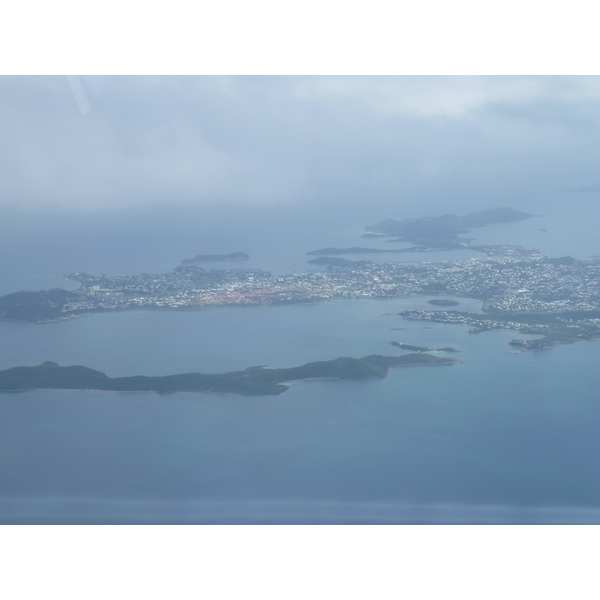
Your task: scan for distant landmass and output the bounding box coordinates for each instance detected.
[365,207,535,237]
[391,342,459,353]
[306,247,403,256]
[363,207,536,250]
[427,299,460,306]
[0,354,458,397]
[182,252,250,264]
[308,208,537,257]
[306,243,539,259]
[307,256,374,267]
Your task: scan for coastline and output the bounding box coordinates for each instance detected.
[3,282,596,353]
[0,293,487,325]
[0,355,461,396]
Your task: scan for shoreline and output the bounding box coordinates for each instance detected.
[0,357,459,397]
[0,293,488,325]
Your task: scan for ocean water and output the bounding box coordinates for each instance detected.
[2,200,600,523]
[1,295,600,523]
[3,194,598,296]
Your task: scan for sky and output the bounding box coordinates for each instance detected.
[2,75,600,219]
[3,75,600,288]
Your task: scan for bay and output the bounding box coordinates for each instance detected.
[2,295,600,523]
[3,199,600,524]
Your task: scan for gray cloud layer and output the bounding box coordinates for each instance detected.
[2,76,600,212]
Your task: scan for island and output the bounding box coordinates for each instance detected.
[365,207,535,238]
[427,299,460,307]
[363,207,536,252]
[305,245,538,259]
[182,252,250,264]
[308,208,540,257]
[391,342,459,352]
[0,354,459,396]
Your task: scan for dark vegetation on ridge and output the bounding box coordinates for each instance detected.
[391,342,459,352]
[0,354,458,396]
[0,289,79,321]
[306,208,536,256]
[363,207,535,249]
[427,299,460,306]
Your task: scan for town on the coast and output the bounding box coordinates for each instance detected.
[4,207,600,351]
[58,253,600,316]
[2,252,600,351]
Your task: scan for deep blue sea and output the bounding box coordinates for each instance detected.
[2,198,600,523]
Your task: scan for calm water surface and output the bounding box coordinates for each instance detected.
[2,296,600,523]
[2,201,600,523]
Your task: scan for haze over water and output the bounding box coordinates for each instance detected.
[2,76,600,523]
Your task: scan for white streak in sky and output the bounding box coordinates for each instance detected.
[67,75,91,116]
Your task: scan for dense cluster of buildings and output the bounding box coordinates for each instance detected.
[61,255,600,317]
[398,310,529,331]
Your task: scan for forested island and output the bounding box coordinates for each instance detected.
[364,207,535,251]
[307,208,539,257]
[391,342,459,353]
[0,354,458,396]
[428,299,460,306]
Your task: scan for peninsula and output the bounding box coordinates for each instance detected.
[398,308,600,351]
[0,354,458,396]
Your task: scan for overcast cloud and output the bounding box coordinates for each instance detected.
[2,76,600,212]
